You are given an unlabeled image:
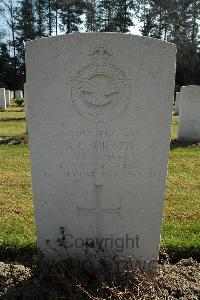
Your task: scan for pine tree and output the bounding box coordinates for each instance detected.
[98,0,117,32]
[46,0,54,35]
[0,0,5,39]
[85,0,101,32]
[137,0,200,87]
[59,0,84,34]
[187,0,200,44]
[138,0,154,36]
[15,0,37,83]
[53,0,59,35]
[0,43,11,87]
[114,0,136,33]
[3,0,18,90]
[16,0,36,42]
[35,0,47,37]
[143,0,172,39]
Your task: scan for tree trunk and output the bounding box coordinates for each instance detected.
[48,0,52,36]
[123,0,127,33]
[38,0,42,37]
[158,0,162,38]
[191,0,197,44]
[10,0,17,93]
[55,4,58,35]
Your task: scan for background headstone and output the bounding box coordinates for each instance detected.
[10,91,14,99]
[24,83,28,133]
[15,90,23,99]
[26,33,176,271]
[0,88,6,109]
[5,90,11,106]
[178,85,200,142]
[175,91,180,114]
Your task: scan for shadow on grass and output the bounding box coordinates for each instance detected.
[0,245,37,265]
[0,117,25,121]
[160,247,200,263]
[6,108,24,112]
[0,243,199,266]
[0,134,28,144]
[170,139,200,150]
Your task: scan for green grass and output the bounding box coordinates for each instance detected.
[0,105,26,137]
[0,145,35,253]
[0,120,26,137]
[162,147,200,258]
[0,105,25,120]
[171,115,179,140]
[0,110,199,260]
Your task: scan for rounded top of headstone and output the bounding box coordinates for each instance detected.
[187,85,200,88]
[26,32,176,50]
[181,85,200,91]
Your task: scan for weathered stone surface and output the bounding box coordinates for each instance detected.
[0,88,6,109]
[15,90,23,99]
[178,85,200,142]
[175,92,180,114]
[5,90,11,106]
[10,91,14,99]
[26,33,176,271]
[24,84,28,133]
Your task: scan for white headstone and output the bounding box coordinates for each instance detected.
[5,90,11,106]
[0,88,6,109]
[26,33,176,272]
[15,90,23,99]
[10,91,14,99]
[178,85,200,142]
[175,91,180,114]
[24,83,28,133]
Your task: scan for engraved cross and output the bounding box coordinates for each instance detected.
[77,185,121,240]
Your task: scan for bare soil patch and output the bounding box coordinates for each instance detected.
[0,258,199,299]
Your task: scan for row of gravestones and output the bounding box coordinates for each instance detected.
[175,86,200,142]
[0,88,23,109]
[4,33,200,273]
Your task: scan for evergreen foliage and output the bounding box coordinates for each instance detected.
[0,0,200,90]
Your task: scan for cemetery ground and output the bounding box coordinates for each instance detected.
[0,104,199,299]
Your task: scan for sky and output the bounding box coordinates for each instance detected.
[130,21,142,36]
